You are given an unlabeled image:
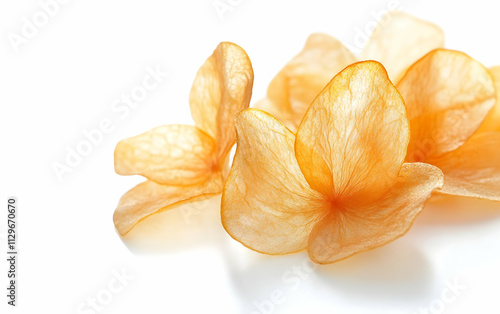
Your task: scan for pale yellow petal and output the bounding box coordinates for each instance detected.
[477,66,500,133]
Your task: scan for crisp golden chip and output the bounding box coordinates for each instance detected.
[477,66,500,133]
[113,42,253,235]
[361,11,445,82]
[398,49,496,162]
[222,61,444,264]
[256,11,443,132]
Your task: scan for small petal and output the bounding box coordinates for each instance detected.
[114,125,216,185]
[189,42,254,160]
[307,163,444,264]
[222,109,325,254]
[114,177,223,236]
[295,61,409,203]
[430,132,500,201]
[477,66,500,133]
[256,33,356,132]
[361,11,445,82]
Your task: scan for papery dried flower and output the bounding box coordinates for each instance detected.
[221,61,444,264]
[398,49,499,201]
[256,11,444,132]
[113,42,253,235]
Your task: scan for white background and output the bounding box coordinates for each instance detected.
[1,0,500,313]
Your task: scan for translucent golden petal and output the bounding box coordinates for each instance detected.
[189,42,254,160]
[256,33,356,132]
[114,125,216,185]
[430,132,500,201]
[113,176,223,236]
[307,163,444,264]
[398,49,496,162]
[477,66,500,133]
[361,11,445,82]
[295,61,409,203]
[221,109,325,254]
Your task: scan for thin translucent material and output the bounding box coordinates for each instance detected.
[398,49,496,162]
[361,11,445,82]
[478,66,500,133]
[295,61,409,203]
[222,61,444,264]
[114,42,253,235]
[222,109,325,254]
[430,132,500,201]
[114,177,223,235]
[255,33,356,132]
[114,125,216,185]
[189,42,254,160]
[307,163,444,264]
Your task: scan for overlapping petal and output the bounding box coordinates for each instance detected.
[295,61,409,203]
[189,42,254,160]
[221,109,325,254]
[429,132,500,201]
[255,33,356,131]
[397,49,496,162]
[477,66,500,133]
[307,163,444,264]
[114,176,223,236]
[361,11,445,82]
[114,125,216,185]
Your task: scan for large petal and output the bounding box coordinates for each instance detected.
[114,125,216,185]
[189,42,254,161]
[477,66,500,133]
[113,176,223,236]
[307,163,444,264]
[398,49,496,162]
[361,11,445,82]
[430,132,500,201]
[295,61,409,204]
[256,33,357,132]
[221,109,325,255]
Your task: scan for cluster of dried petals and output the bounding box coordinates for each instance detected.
[113,42,253,235]
[256,11,445,132]
[221,62,444,264]
[398,50,499,200]
[256,11,500,202]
